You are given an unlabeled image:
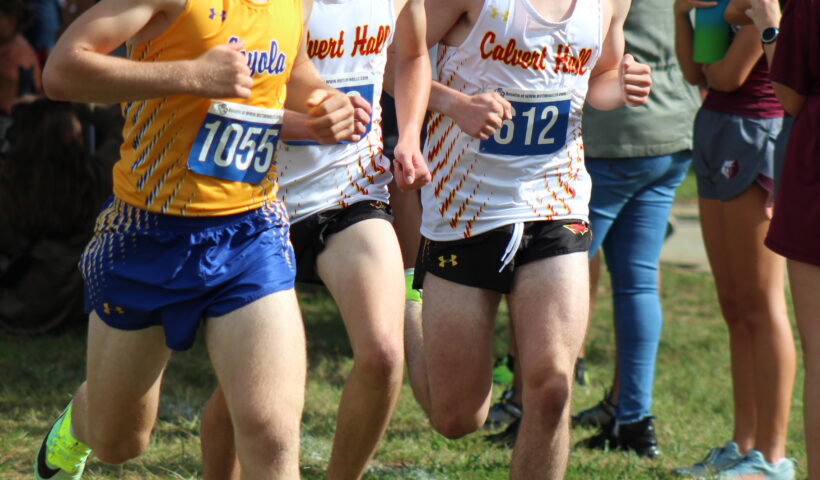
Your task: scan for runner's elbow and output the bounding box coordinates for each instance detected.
[42,60,75,101]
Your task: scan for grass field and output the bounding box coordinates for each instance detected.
[674,166,699,205]
[0,261,806,479]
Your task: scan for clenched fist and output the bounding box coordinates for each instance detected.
[393,139,431,191]
[451,91,513,140]
[619,54,652,107]
[305,89,369,145]
[190,41,253,99]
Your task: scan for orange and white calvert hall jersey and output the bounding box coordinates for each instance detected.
[115,0,302,216]
[276,0,395,223]
[421,0,602,240]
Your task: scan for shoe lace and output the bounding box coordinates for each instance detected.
[701,444,731,466]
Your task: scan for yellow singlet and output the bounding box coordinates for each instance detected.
[115,0,302,216]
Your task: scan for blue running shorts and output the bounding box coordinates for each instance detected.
[80,197,296,351]
[692,108,782,201]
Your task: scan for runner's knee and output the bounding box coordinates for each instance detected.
[91,429,151,465]
[523,369,571,422]
[429,409,483,439]
[354,338,404,386]
[231,409,300,464]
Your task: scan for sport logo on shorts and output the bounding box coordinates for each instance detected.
[438,254,458,267]
[563,223,590,235]
[721,159,739,179]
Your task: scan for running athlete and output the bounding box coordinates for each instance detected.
[33,0,359,479]
[199,1,430,479]
[403,0,651,477]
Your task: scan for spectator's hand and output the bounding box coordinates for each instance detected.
[620,54,652,107]
[190,41,253,99]
[745,0,781,32]
[674,0,718,16]
[305,89,358,144]
[451,92,512,140]
[392,139,431,191]
[725,0,753,24]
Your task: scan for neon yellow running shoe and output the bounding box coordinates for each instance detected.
[405,268,422,303]
[35,402,91,480]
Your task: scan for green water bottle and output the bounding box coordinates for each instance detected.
[693,0,731,63]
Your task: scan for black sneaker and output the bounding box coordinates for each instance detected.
[485,417,520,448]
[576,416,660,459]
[575,421,616,450]
[571,393,616,429]
[614,416,661,458]
[483,388,523,429]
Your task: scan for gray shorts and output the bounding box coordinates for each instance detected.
[692,108,782,201]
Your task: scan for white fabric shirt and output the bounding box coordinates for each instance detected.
[276,0,395,223]
[421,0,602,241]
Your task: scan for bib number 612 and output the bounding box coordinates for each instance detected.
[188,102,284,184]
[479,89,571,156]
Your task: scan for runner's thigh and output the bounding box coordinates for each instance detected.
[508,252,589,377]
[422,273,500,420]
[316,218,404,354]
[205,289,306,433]
[84,312,171,443]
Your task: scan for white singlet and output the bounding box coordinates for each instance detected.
[276,0,395,223]
[421,0,602,241]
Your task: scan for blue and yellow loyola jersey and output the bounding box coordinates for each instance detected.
[115,0,302,216]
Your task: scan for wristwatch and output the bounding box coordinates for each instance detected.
[761,27,780,45]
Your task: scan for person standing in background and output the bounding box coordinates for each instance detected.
[0,0,41,116]
[673,0,796,476]
[734,0,820,477]
[573,0,700,458]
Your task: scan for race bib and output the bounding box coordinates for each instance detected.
[187,101,283,184]
[286,71,376,146]
[479,88,571,156]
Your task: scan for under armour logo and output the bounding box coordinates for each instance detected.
[209,8,227,21]
[438,254,458,267]
[490,8,509,21]
[102,303,126,315]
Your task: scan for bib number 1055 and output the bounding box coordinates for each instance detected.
[188,102,284,184]
[479,89,571,156]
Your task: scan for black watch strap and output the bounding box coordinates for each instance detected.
[761,27,780,45]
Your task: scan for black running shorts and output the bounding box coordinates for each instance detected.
[290,201,393,284]
[413,220,591,294]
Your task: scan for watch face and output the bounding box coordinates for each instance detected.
[762,27,779,44]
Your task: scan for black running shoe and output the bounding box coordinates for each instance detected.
[483,388,522,430]
[485,417,520,448]
[576,416,661,459]
[571,393,616,429]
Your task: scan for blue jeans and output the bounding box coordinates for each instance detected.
[586,152,691,424]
